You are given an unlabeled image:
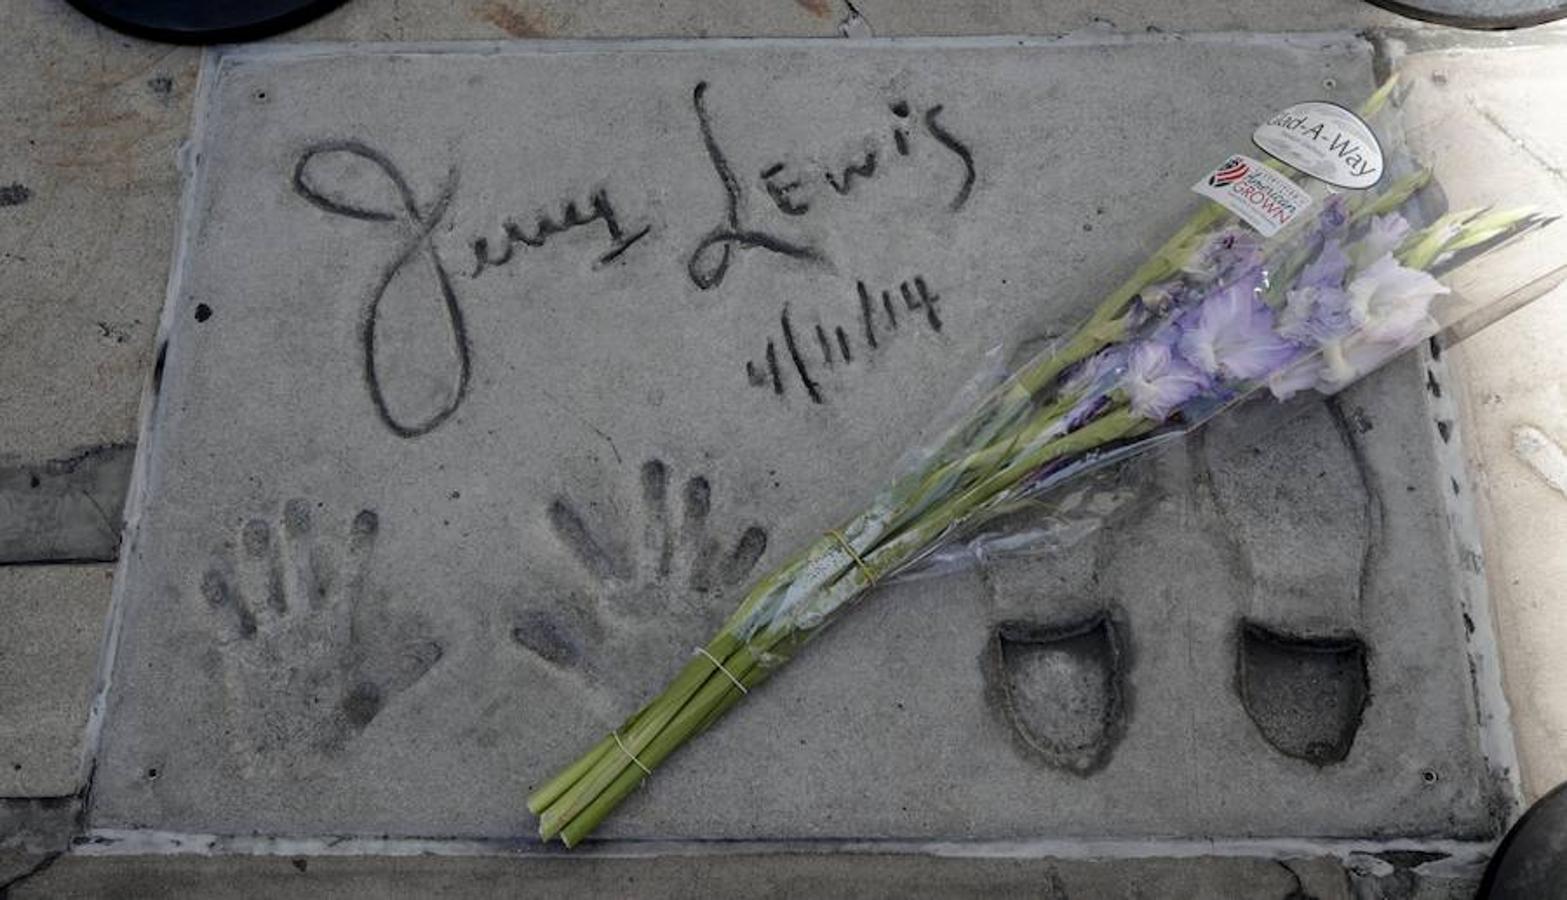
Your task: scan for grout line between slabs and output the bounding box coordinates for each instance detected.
[73,44,229,823]
[72,828,1493,876]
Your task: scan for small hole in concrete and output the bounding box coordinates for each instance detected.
[1322,77,1337,90]
[146,767,160,780]
[1422,769,1440,785]
[253,89,270,102]
[194,303,212,322]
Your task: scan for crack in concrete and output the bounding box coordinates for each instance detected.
[1468,97,1567,187]
[0,851,63,898]
[77,489,120,545]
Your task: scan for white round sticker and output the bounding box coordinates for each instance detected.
[1252,101,1383,190]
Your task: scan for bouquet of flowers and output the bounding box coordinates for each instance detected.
[526,78,1550,846]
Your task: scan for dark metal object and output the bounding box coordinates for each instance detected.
[1478,781,1567,898]
[64,0,350,44]
[1364,0,1567,29]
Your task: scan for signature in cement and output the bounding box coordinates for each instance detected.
[469,186,651,279]
[746,274,944,404]
[293,140,472,439]
[292,141,650,440]
[759,99,976,217]
[289,82,975,435]
[687,82,976,291]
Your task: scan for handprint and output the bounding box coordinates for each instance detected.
[199,499,442,777]
[509,459,767,700]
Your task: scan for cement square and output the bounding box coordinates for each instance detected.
[90,36,1508,842]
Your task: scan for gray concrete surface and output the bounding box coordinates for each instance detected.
[0,444,132,564]
[81,36,1505,844]
[0,565,111,798]
[1390,34,1567,802]
[2,0,1565,895]
[1,852,1472,899]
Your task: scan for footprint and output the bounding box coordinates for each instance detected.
[510,459,768,694]
[199,499,443,776]
[1236,621,1369,766]
[1196,396,1375,626]
[1196,396,1377,763]
[984,612,1128,776]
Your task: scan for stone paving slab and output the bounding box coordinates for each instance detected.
[0,445,132,564]
[86,37,1505,844]
[0,565,112,798]
[5,852,1478,899]
[1391,38,1567,800]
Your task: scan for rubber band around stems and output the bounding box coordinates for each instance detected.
[612,731,652,777]
[828,529,878,585]
[694,646,748,694]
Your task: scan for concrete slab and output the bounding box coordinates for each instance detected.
[0,444,133,564]
[0,851,60,894]
[0,797,80,855]
[0,2,197,462]
[1391,39,1567,800]
[3,852,1469,899]
[83,37,1507,846]
[0,565,112,798]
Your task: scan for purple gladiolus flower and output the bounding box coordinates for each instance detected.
[1183,227,1265,284]
[1176,276,1299,381]
[1297,239,1350,291]
[1278,284,1357,345]
[1123,340,1208,420]
[1267,355,1322,401]
[1136,281,1183,315]
[1269,240,1450,400]
[1349,213,1412,268]
[1311,193,1350,237]
[1347,252,1448,343]
[1278,239,1356,345]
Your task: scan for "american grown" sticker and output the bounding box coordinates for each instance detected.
[1191,154,1314,237]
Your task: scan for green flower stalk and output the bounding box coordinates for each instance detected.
[526,80,1545,846]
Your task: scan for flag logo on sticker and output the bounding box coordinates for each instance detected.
[1208,157,1250,188]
